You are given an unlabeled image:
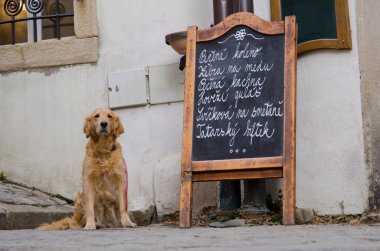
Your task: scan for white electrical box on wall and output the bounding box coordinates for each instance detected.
[147,63,184,105]
[107,63,184,108]
[108,68,148,109]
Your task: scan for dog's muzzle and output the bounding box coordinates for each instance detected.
[100,121,108,133]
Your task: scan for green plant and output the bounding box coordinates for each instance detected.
[0,171,7,181]
[230,209,239,219]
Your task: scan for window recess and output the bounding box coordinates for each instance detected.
[0,0,74,46]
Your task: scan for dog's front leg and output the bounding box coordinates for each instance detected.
[117,178,136,228]
[84,178,96,230]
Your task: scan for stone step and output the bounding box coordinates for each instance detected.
[0,204,73,230]
[0,181,74,230]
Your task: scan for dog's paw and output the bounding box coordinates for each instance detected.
[121,213,136,228]
[128,222,137,228]
[84,222,96,230]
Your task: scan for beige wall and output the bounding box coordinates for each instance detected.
[294,0,366,215]
[357,0,380,210]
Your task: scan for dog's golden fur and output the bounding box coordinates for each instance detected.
[38,108,136,230]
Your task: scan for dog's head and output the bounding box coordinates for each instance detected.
[83,108,124,139]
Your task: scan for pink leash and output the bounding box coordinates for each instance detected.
[122,158,128,210]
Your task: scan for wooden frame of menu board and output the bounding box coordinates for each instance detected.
[179,12,297,228]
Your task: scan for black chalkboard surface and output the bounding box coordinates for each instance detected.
[191,25,285,161]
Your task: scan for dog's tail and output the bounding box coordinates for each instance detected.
[37,192,84,230]
[36,217,79,230]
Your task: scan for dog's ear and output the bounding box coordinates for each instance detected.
[113,114,125,138]
[83,115,93,138]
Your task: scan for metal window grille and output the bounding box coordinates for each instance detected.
[0,0,74,45]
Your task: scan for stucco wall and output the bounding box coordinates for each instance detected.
[357,0,380,210]
[0,64,103,196]
[0,0,219,218]
[295,0,367,215]
[0,0,367,217]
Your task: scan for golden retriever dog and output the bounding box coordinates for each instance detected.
[38,108,136,230]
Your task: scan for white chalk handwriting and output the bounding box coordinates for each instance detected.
[193,29,284,156]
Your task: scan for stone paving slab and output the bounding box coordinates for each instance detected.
[0,181,73,230]
[0,224,380,251]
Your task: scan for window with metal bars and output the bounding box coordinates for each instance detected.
[0,0,74,46]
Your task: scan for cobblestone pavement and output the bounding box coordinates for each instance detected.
[1,224,380,251]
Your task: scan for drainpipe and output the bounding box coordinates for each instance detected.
[213,0,254,25]
[235,1,270,213]
[237,0,254,12]
[214,1,269,213]
[213,0,233,25]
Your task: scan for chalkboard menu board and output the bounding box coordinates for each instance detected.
[179,13,297,227]
[192,25,285,161]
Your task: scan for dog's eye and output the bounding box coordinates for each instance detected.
[107,114,113,119]
[94,114,100,118]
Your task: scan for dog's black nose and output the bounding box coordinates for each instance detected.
[100,121,108,128]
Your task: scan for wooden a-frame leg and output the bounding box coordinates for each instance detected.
[179,172,193,228]
[282,15,297,225]
[282,162,295,225]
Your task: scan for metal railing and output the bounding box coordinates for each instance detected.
[0,0,74,45]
